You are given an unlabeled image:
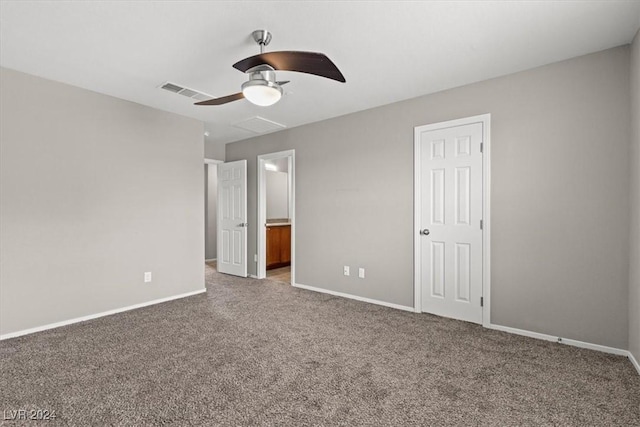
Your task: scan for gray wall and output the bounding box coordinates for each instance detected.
[266,171,289,219]
[205,164,218,260]
[204,140,225,161]
[630,30,640,362]
[0,67,205,336]
[227,46,631,349]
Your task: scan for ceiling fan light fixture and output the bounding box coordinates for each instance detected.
[241,79,282,107]
[195,30,344,107]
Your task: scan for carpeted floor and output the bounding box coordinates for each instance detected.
[1,263,639,426]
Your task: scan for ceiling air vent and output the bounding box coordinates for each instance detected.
[159,81,213,101]
[160,82,183,93]
[233,116,286,134]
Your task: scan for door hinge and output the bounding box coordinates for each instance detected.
[480,297,484,307]
[480,142,483,153]
[480,219,483,230]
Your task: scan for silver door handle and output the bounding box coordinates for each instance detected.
[420,229,430,236]
[237,223,248,227]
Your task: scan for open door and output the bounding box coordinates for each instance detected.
[217,160,247,277]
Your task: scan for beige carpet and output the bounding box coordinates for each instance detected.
[1,263,639,426]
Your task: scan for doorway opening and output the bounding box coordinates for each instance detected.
[205,159,223,272]
[257,150,295,285]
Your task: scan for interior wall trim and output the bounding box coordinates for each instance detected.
[204,158,224,164]
[629,351,640,376]
[291,281,639,375]
[293,282,414,312]
[257,150,296,281]
[4,277,637,376]
[487,323,639,374]
[0,289,206,340]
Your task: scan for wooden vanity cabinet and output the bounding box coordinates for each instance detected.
[266,225,291,269]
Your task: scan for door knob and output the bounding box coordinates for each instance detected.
[420,229,430,236]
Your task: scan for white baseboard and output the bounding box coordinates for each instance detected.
[249,274,260,279]
[487,323,629,356]
[629,351,640,375]
[205,258,217,262]
[293,282,414,312]
[487,323,639,375]
[0,289,206,341]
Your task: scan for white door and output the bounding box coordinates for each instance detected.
[217,160,247,277]
[418,122,483,324]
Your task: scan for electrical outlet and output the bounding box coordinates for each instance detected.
[343,266,350,276]
[254,254,258,262]
[358,268,365,279]
[144,272,152,283]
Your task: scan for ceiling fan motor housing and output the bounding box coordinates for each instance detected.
[249,69,276,83]
[242,69,282,92]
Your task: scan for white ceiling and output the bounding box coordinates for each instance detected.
[1,1,639,146]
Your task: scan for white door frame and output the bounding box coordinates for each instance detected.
[204,159,224,262]
[205,158,224,165]
[414,114,491,327]
[257,150,295,283]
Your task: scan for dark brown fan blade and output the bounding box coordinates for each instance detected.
[195,92,244,106]
[233,51,345,83]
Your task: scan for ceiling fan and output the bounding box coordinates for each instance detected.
[195,30,345,107]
